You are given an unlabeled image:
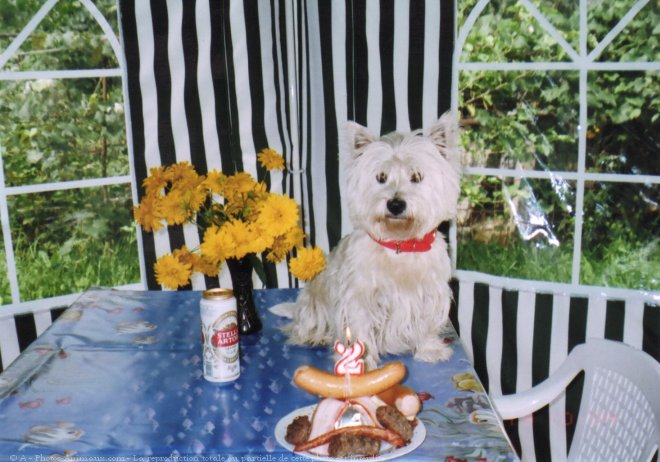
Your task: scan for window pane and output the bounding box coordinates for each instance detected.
[587,71,659,175]
[581,181,659,290]
[457,176,575,282]
[1,0,119,72]
[0,1,44,51]
[0,77,128,186]
[589,0,658,61]
[458,0,481,29]
[460,71,579,171]
[460,0,570,62]
[9,185,139,302]
[529,0,579,54]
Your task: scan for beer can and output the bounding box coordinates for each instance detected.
[200,288,240,382]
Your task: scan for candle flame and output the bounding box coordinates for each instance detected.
[345,326,352,344]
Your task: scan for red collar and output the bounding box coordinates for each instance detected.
[370,230,437,253]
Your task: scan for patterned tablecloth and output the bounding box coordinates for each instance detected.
[0,288,519,462]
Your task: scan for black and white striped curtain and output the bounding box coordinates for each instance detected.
[118,0,454,290]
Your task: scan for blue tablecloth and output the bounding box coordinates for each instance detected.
[0,288,518,461]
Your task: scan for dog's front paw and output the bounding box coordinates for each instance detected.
[269,302,296,319]
[414,337,453,363]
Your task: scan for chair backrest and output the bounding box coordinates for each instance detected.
[455,279,659,461]
[568,339,660,462]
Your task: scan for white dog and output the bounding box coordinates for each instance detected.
[275,113,461,367]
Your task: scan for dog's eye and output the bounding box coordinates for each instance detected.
[376,172,387,184]
[411,172,423,183]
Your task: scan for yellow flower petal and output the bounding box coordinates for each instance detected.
[142,166,168,196]
[204,170,227,195]
[200,225,230,266]
[289,246,326,281]
[257,148,285,170]
[256,194,299,236]
[154,253,192,289]
[160,191,189,225]
[134,196,164,232]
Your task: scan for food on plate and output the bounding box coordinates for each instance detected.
[284,415,311,445]
[286,360,422,458]
[376,383,422,419]
[376,405,413,442]
[327,432,381,458]
[293,424,404,454]
[292,361,406,399]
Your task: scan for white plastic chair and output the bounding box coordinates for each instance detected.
[491,339,660,462]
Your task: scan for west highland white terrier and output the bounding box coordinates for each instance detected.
[274,112,461,367]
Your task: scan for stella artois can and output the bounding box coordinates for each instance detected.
[200,288,240,382]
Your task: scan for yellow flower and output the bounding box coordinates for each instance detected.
[267,227,305,263]
[136,160,313,287]
[283,226,305,249]
[204,170,227,195]
[200,225,231,266]
[160,190,189,225]
[289,246,326,281]
[165,161,198,185]
[256,194,299,236]
[177,182,208,213]
[224,193,256,220]
[222,220,271,259]
[142,166,168,196]
[192,253,219,277]
[266,237,289,263]
[174,246,218,277]
[224,172,258,201]
[172,246,194,267]
[258,148,285,170]
[154,253,192,289]
[134,196,164,232]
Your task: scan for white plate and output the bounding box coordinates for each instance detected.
[275,405,426,461]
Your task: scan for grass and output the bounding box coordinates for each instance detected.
[1,234,140,305]
[458,236,659,291]
[458,238,574,283]
[581,238,659,291]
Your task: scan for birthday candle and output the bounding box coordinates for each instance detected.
[334,328,365,376]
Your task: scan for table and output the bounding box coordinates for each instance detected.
[0,288,518,461]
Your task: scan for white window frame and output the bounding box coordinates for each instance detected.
[0,0,143,317]
[451,0,660,302]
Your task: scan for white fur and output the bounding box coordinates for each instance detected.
[278,112,461,367]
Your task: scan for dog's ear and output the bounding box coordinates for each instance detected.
[425,111,458,154]
[343,121,375,158]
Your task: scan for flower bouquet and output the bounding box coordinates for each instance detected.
[133,148,325,332]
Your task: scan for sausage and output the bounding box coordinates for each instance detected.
[293,362,406,399]
[376,384,422,418]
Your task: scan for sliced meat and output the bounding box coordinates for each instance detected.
[328,433,381,458]
[285,415,311,445]
[376,405,413,442]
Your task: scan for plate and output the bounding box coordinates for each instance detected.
[275,405,426,461]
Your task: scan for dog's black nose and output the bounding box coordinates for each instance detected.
[386,198,406,216]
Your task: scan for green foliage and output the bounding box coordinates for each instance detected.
[581,237,659,290]
[458,237,573,283]
[5,234,139,304]
[458,0,659,290]
[0,0,137,303]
